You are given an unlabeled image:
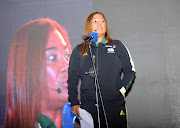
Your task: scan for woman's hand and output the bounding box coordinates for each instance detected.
[71,105,80,116]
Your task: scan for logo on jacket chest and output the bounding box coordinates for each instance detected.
[105,45,116,53]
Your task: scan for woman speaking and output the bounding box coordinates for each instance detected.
[68,11,136,128]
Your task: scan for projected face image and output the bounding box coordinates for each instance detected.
[46,29,71,108]
[3,18,76,128]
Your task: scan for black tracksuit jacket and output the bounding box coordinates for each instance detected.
[68,40,136,106]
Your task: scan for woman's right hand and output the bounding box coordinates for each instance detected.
[71,105,80,116]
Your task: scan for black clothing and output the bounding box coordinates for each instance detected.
[68,40,135,106]
[68,40,136,128]
[81,99,127,128]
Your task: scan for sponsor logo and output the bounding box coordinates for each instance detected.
[82,52,88,56]
[107,48,115,53]
[120,110,125,116]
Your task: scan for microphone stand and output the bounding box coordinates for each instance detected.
[87,41,109,128]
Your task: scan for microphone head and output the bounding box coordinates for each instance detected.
[88,32,98,42]
[57,88,61,93]
[48,87,61,94]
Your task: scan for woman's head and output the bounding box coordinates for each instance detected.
[91,13,107,38]
[84,11,110,39]
[4,18,71,127]
[81,11,113,55]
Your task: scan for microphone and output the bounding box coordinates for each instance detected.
[84,67,96,77]
[82,32,98,42]
[82,35,93,41]
[48,87,61,93]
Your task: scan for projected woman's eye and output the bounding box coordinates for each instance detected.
[64,53,70,61]
[48,54,57,62]
[46,48,59,63]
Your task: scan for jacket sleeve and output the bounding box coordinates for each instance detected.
[67,45,80,106]
[118,41,136,96]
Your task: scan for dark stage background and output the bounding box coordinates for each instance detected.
[1,0,180,128]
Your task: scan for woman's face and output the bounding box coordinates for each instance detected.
[46,29,71,108]
[91,14,106,37]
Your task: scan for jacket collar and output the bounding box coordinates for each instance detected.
[90,38,107,47]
